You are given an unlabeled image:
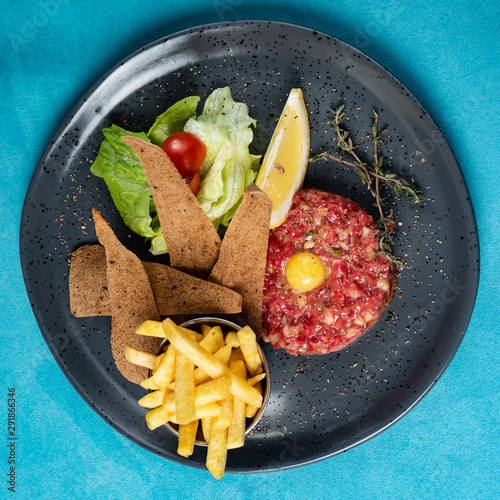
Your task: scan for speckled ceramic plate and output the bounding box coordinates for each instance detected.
[20,21,479,472]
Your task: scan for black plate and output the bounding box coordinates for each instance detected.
[20,21,479,472]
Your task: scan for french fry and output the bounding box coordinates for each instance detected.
[195,377,231,406]
[145,406,174,430]
[163,377,231,412]
[229,347,244,364]
[225,331,240,347]
[245,374,265,419]
[201,324,212,336]
[206,325,223,340]
[206,424,228,480]
[206,398,232,479]
[177,420,199,457]
[140,378,161,391]
[227,371,262,407]
[191,368,210,388]
[195,403,223,419]
[245,405,259,419]
[201,417,212,442]
[168,366,209,390]
[237,325,263,376]
[198,327,224,353]
[142,344,176,390]
[139,349,172,390]
[246,375,262,418]
[216,396,233,430]
[180,327,204,342]
[168,403,222,423]
[138,387,170,408]
[147,403,222,428]
[245,378,264,418]
[213,344,233,366]
[166,351,260,409]
[162,319,262,407]
[153,350,168,372]
[227,360,247,449]
[169,356,230,390]
[185,343,232,388]
[124,346,156,370]
[163,318,226,377]
[177,326,203,341]
[136,320,165,338]
[229,359,246,378]
[174,350,196,425]
[247,373,266,386]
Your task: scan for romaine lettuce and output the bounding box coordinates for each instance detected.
[90,125,156,238]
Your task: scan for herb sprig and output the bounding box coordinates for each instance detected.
[310,105,425,268]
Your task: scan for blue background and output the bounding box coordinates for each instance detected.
[1,1,499,498]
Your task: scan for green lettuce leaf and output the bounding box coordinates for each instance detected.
[147,96,200,146]
[211,154,262,228]
[184,87,259,226]
[149,232,168,255]
[90,125,156,238]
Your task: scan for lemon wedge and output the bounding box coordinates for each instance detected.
[256,88,310,228]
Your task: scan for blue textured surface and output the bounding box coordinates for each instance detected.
[1,1,499,499]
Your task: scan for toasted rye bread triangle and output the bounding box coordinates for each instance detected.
[143,261,242,315]
[208,183,272,334]
[122,136,221,278]
[92,209,160,384]
[69,244,110,317]
[69,244,242,317]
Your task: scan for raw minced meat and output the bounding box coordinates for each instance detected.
[262,189,395,355]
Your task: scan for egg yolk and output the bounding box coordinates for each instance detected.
[285,252,326,292]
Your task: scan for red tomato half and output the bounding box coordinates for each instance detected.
[185,170,201,195]
[161,131,207,177]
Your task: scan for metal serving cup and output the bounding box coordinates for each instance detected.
[153,317,270,446]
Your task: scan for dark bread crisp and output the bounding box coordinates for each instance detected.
[92,209,160,384]
[143,262,242,315]
[122,136,221,278]
[69,244,110,317]
[69,244,243,317]
[208,184,272,334]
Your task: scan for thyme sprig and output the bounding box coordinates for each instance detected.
[310,105,425,268]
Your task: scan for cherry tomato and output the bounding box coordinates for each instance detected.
[185,170,201,195]
[161,131,207,177]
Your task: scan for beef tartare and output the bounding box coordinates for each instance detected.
[262,189,395,355]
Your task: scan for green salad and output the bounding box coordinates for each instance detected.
[91,87,260,254]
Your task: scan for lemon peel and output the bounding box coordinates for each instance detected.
[255,89,310,228]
